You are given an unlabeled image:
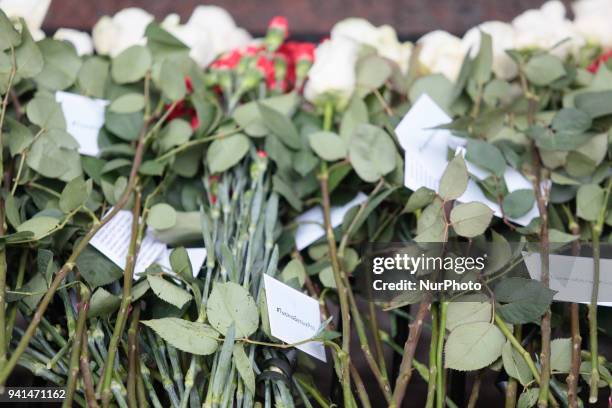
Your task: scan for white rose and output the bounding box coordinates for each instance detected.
[462,21,518,80]
[304,37,360,110]
[92,8,154,57]
[331,18,412,73]
[573,0,612,48]
[161,6,251,67]
[0,0,50,40]
[512,0,583,58]
[417,30,465,82]
[54,28,93,56]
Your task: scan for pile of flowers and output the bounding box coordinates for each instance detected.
[0,1,610,408]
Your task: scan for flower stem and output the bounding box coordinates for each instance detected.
[100,191,142,407]
[80,331,99,408]
[62,284,90,408]
[127,305,141,408]
[425,304,438,408]
[567,223,581,408]
[436,302,447,408]
[587,226,600,404]
[391,295,432,407]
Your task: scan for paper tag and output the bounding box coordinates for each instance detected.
[523,252,612,307]
[90,210,167,274]
[395,94,538,226]
[155,247,207,278]
[263,274,327,361]
[295,192,367,250]
[55,91,108,157]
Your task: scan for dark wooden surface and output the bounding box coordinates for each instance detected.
[43,0,572,39]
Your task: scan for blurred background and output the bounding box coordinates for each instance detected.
[43,0,573,39]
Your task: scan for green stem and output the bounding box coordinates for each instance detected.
[588,226,600,404]
[155,128,240,163]
[425,304,438,408]
[5,249,26,353]
[127,305,141,408]
[62,285,90,408]
[100,192,142,406]
[436,302,448,408]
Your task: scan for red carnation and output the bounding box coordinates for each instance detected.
[268,16,289,38]
[211,49,243,70]
[295,42,315,63]
[588,50,612,73]
[257,150,268,159]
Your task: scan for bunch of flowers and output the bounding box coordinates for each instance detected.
[0,1,610,408]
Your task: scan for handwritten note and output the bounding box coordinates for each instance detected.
[56,91,108,157]
[395,94,539,226]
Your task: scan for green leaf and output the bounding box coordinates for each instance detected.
[319,266,336,288]
[450,202,493,238]
[207,134,250,173]
[552,108,592,135]
[27,135,82,181]
[34,39,82,90]
[148,203,177,230]
[524,54,565,86]
[308,131,347,161]
[146,275,192,309]
[76,245,124,288]
[349,124,396,182]
[527,125,592,151]
[159,57,187,101]
[27,95,66,130]
[111,45,152,84]
[0,9,20,51]
[576,184,604,222]
[415,200,446,242]
[355,55,391,97]
[439,154,468,200]
[109,93,145,113]
[77,57,109,98]
[142,318,219,355]
[159,119,192,152]
[14,24,43,79]
[444,322,505,371]
[104,110,144,141]
[7,118,34,156]
[471,31,492,85]
[5,194,21,228]
[575,90,612,118]
[550,338,571,373]
[16,216,59,240]
[446,299,492,331]
[495,277,555,324]
[465,140,505,177]
[502,189,535,219]
[233,344,256,393]
[87,288,121,318]
[280,259,306,288]
[233,93,298,137]
[502,341,533,385]
[517,388,539,408]
[206,282,259,337]
[409,74,454,113]
[404,187,436,213]
[258,103,300,149]
[59,177,89,213]
[169,247,192,281]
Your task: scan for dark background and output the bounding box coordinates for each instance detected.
[43,0,574,39]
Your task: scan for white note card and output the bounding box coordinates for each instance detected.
[263,274,326,361]
[395,94,538,226]
[55,91,108,157]
[156,247,207,278]
[295,192,367,250]
[90,210,167,274]
[524,252,612,307]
